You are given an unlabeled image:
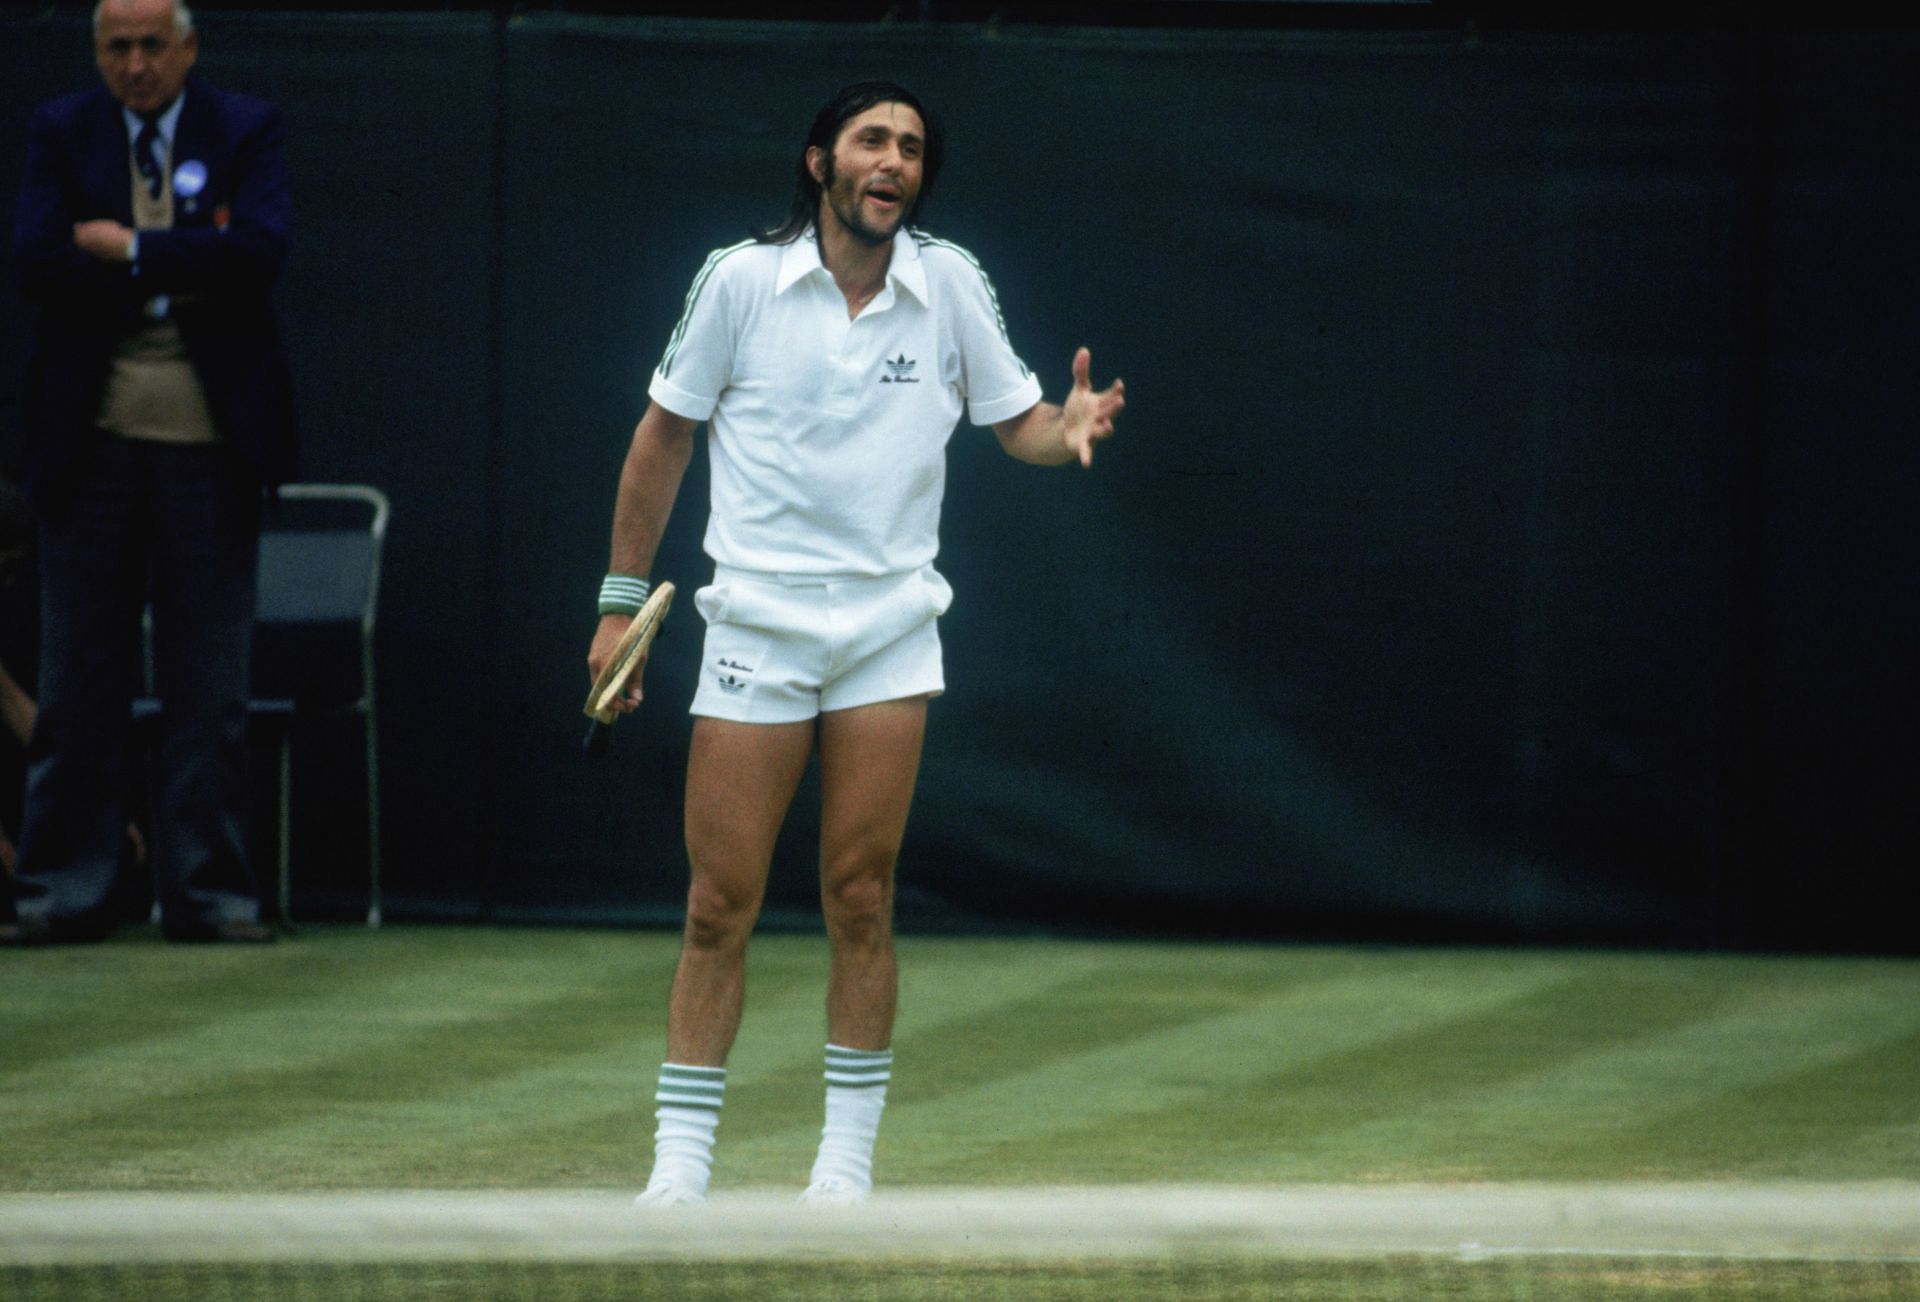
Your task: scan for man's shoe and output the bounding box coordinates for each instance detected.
[0,916,109,947]
[163,920,277,945]
[0,916,54,947]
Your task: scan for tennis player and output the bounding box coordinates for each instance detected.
[587,80,1124,1206]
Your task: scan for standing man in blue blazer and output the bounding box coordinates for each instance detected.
[2,0,296,946]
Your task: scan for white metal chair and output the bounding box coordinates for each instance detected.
[137,483,389,926]
[253,483,389,926]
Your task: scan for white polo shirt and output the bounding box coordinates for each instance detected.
[647,227,1043,577]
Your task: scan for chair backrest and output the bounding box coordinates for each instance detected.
[258,484,389,635]
[251,484,389,707]
[257,532,377,626]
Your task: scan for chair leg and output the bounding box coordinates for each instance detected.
[137,712,162,928]
[364,704,382,929]
[277,726,292,927]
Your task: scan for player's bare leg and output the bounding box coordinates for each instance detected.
[803,695,927,1203]
[817,696,925,1046]
[670,716,816,1064]
[641,715,812,1207]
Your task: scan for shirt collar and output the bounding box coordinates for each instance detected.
[775,227,929,306]
[123,91,186,148]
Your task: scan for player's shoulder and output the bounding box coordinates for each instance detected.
[906,229,1011,311]
[669,238,775,318]
[908,229,1016,328]
[907,228,998,282]
[690,236,775,288]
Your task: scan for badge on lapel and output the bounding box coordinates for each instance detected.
[172,159,207,215]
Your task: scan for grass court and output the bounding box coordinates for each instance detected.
[5,927,1918,1297]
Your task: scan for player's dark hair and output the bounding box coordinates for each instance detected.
[754,80,943,246]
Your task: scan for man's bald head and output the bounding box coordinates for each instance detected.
[94,0,198,117]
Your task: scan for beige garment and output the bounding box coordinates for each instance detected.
[96,144,219,445]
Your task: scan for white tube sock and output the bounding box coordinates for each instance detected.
[647,1063,725,1197]
[807,1044,892,1192]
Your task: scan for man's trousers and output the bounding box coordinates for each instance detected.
[14,436,262,934]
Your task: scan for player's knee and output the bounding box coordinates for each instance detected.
[682,877,757,952]
[821,864,893,946]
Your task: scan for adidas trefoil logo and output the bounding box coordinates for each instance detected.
[880,353,920,384]
[716,657,751,693]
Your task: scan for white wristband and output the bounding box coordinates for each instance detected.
[598,574,651,616]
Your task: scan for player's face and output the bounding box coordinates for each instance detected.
[95,0,197,118]
[813,102,926,247]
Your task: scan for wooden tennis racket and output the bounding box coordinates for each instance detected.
[582,581,674,757]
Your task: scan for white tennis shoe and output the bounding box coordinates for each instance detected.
[634,1178,706,1208]
[798,1176,869,1207]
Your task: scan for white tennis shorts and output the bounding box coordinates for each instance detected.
[688,565,953,723]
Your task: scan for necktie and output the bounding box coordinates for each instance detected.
[134,117,162,199]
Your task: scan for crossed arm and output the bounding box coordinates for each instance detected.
[15,102,290,303]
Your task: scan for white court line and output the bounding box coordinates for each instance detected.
[4,1184,1920,1265]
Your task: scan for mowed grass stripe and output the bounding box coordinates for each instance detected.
[871,954,1579,1183]
[0,928,525,1073]
[383,927,928,1192]
[888,965,1673,1184]
[1189,959,1893,1180]
[9,933,941,1193]
[0,934,850,1192]
[1327,962,1920,1181]
[141,1038,671,1191]
[163,938,877,1191]
[880,951,1920,1186]
[889,947,1336,1107]
[2,931,1119,1193]
[4,986,663,1190]
[688,935,1133,1171]
[1193,966,1753,1183]
[178,936,1154,1192]
[2,928,675,1082]
[0,930,681,1129]
[716,940,1287,1184]
[1818,1118,1920,1182]
[1563,1024,1920,1178]
[9,932,1920,1195]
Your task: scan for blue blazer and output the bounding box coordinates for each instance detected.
[12,75,297,508]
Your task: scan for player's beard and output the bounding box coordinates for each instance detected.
[820,155,906,247]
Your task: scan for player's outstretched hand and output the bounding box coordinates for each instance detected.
[587,614,647,713]
[1062,347,1125,468]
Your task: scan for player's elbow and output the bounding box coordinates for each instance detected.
[994,406,1070,466]
[992,412,1040,462]
[636,405,698,458]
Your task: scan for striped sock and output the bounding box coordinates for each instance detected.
[808,1044,892,1192]
[649,1062,725,1196]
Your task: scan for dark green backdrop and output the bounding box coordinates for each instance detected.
[2,13,1913,948]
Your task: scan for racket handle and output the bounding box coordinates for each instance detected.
[583,718,612,757]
